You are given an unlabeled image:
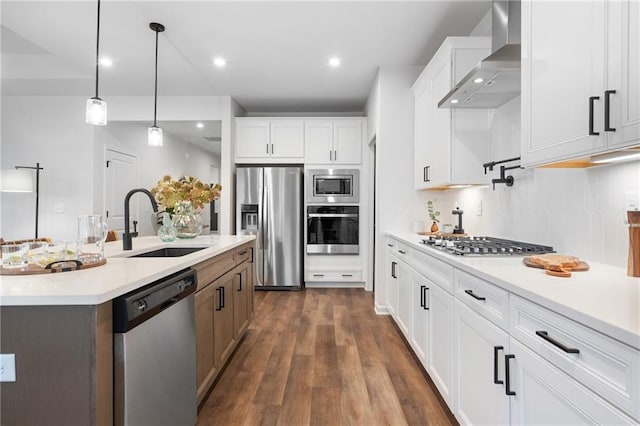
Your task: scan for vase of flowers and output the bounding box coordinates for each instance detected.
[151,175,222,239]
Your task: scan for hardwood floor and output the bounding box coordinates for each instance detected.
[197,288,456,426]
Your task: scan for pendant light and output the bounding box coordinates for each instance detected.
[148,22,165,147]
[86,0,107,125]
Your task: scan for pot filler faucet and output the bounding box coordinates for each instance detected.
[123,188,158,250]
[452,207,464,234]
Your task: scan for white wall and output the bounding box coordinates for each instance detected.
[1,96,94,241]
[367,67,425,312]
[1,95,235,241]
[93,122,218,237]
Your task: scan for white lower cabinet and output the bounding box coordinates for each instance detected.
[396,260,411,339]
[385,251,399,319]
[426,281,454,405]
[454,299,510,425]
[509,338,636,425]
[409,267,430,362]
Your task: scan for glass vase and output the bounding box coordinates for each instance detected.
[173,201,203,239]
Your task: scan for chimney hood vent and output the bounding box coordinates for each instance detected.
[439,0,521,109]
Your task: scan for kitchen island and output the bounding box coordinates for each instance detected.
[0,235,255,426]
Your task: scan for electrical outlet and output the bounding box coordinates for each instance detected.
[624,191,640,211]
[54,202,64,214]
[0,354,16,382]
[476,200,483,216]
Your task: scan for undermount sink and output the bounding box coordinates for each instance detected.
[129,247,207,258]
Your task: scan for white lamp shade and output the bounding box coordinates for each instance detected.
[148,126,163,147]
[86,98,107,125]
[0,169,34,192]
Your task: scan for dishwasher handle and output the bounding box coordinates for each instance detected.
[113,268,197,333]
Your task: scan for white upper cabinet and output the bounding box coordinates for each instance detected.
[413,37,491,189]
[235,119,304,163]
[304,119,363,165]
[521,0,640,167]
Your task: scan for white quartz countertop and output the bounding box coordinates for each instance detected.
[0,235,255,306]
[387,231,640,350]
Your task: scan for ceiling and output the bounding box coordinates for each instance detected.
[1,1,491,114]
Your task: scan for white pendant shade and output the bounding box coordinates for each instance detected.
[148,126,163,147]
[86,98,107,125]
[0,169,34,192]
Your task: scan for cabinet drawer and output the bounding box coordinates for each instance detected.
[305,269,362,282]
[410,249,454,293]
[385,236,398,250]
[454,269,509,331]
[234,243,252,264]
[193,249,236,291]
[510,295,640,420]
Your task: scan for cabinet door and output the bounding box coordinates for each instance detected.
[454,299,510,425]
[429,55,453,186]
[236,120,271,159]
[426,282,455,406]
[213,273,236,368]
[413,79,432,189]
[271,121,304,158]
[385,252,398,318]
[233,264,249,338]
[305,121,333,164]
[607,0,640,149]
[195,283,216,402]
[521,0,607,166]
[409,269,430,364]
[333,121,362,164]
[395,260,411,339]
[509,338,636,425]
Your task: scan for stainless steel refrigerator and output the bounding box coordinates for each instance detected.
[236,166,303,289]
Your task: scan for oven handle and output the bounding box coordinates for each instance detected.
[308,213,358,218]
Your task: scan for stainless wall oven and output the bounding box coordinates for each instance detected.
[306,169,359,203]
[307,205,359,254]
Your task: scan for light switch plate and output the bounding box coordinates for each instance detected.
[54,202,64,214]
[0,354,16,382]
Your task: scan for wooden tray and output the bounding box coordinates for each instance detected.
[523,257,589,278]
[0,258,106,275]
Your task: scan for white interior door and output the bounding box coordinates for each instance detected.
[104,149,138,234]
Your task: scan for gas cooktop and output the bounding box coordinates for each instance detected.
[420,236,555,256]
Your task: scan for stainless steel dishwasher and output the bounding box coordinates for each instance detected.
[113,268,198,426]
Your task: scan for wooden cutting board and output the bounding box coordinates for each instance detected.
[523,256,589,278]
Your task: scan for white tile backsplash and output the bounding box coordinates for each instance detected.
[433,159,640,267]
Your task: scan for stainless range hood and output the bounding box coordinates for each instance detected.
[439,0,521,109]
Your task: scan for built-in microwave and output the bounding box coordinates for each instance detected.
[306,169,359,203]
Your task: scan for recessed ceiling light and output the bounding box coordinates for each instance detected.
[451,99,459,104]
[99,57,113,67]
[213,57,226,67]
[196,122,204,129]
[328,57,341,67]
[473,78,484,84]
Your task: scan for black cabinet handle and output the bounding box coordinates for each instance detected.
[237,272,243,291]
[271,143,274,154]
[398,250,407,255]
[423,286,429,310]
[238,250,248,256]
[604,90,616,132]
[420,285,426,308]
[221,286,225,309]
[313,274,325,277]
[249,247,254,263]
[342,274,353,277]
[589,96,600,135]
[215,288,222,311]
[535,331,580,354]
[464,289,486,301]
[266,143,269,154]
[505,354,516,396]
[423,165,431,182]
[494,346,504,384]
[387,243,394,247]
[391,261,397,279]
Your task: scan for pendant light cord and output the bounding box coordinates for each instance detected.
[153,28,159,127]
[94,0,101,99]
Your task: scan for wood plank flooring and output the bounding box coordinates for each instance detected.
[197,289,456,426]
